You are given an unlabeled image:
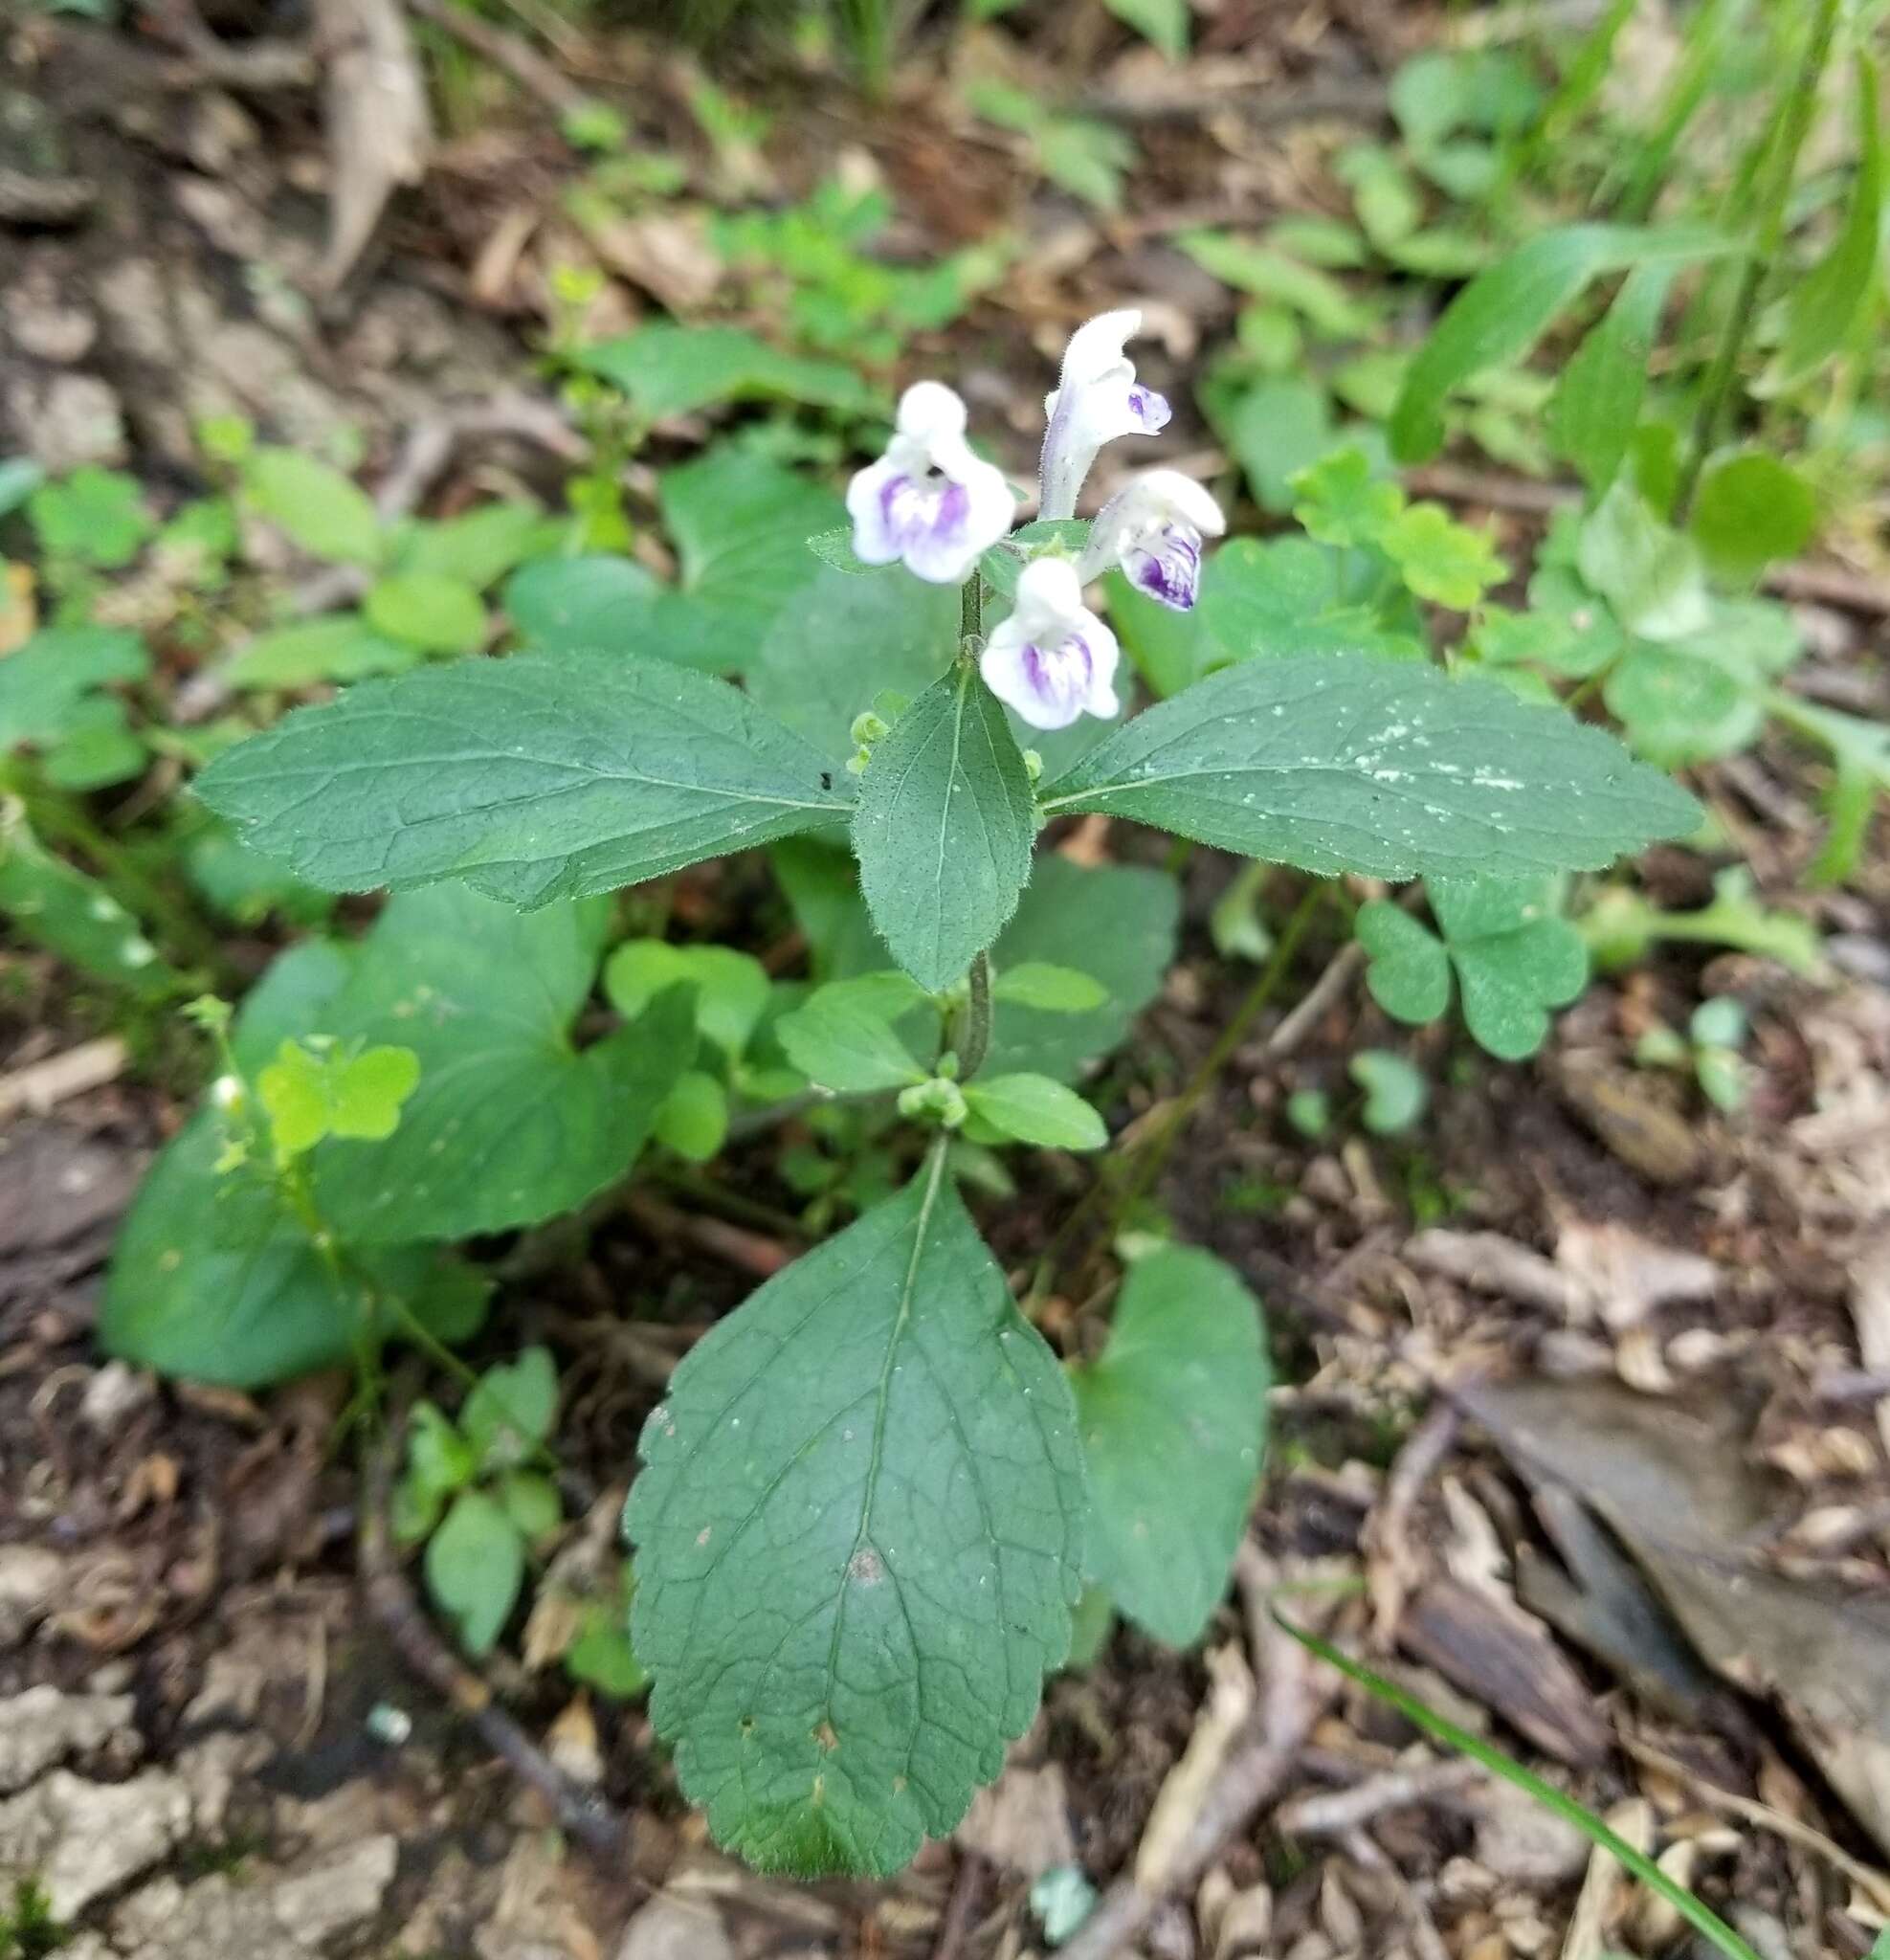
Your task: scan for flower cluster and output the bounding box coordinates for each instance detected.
[846,310,1224,731]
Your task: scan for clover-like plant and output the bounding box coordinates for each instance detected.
[186,309,1696,1876]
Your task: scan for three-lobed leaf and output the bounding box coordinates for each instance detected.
[1039,650,1701,882]
[853,665,1038,991]
[1069,1247,1268,1646]
[627,1154,1087,1877]
[195,649,852,908]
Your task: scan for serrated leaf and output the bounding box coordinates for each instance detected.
[1038,652,1701,881]
[195,650,852,908]
[990,963,1108,1013]
[1070,1247,1267,1646]
[1379,503,1505,609]
[963,1074,1106,1150]
[1548,263,1675,500]
[978,522,1088,605]
[1389,223,1731,462]
[627,1156,1087,1877]
[243,449,383,568]
[463,1346,558,1468]
[1761,54,1882,397]
[853,666,1037,991]
[776,986,925,1092]
[1356,902,1452,1023]
[427,1490,525,1655]
[807,526,885,575]
[1290,447,1403,549]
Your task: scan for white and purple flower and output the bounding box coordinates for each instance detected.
[1037,309,1171,522]
[979,558,1122,732]
[847,381,1014,585]
[1080,468,1226,612]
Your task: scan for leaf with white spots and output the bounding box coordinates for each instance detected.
[1038,650,1700,881]
[1069,1247,1268,1647]
[626,1150,1087,1878]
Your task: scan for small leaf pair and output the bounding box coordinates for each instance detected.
[1357,876,1589,1061]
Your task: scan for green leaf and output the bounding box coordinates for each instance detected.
[1356,902,1452,1023]
[392,502,559,590]
[0,457,44,519]
[655,1069,729,1161]
[963,1074,1107,1150]
[1290,447,1403,549]
[1101,0,1187,59]
[1379,504,1505,609]
[99,1112,488,1388]
[605,940,769,1058]
[500,1470,564,1541]
[1039,652,1700,881]
[296,888,697,1242]
[0,809,178,1002]
[1761,53,1883,397]
[1215,378,1340,515]
[1389,224,1731,462]
[1576,481,1710,641]
[747,567,956,762]
[1179,234,1376,340]
[26,465,153,568]
[226,614,418,689]
[0,627,149,765]
[990,963,1108,1013]
[1689,450,1818,582]
[1547,264,1673,501]
[503,554,657,651]
[195,649,852,908]
[566,1583,650,1698]
[627,1155,1087,1877]
[776,985,925,1093]
[364,572,488,655]
[577,323,879,420]
[1430,876,1590,1060]
[242,448,383,568]
[427,1491,526,1655]
[1350,1050,1429,1133]
[463,1347,559,1469]
[978,521,1088,606]
[257,1037,420,1153]
[853,666,1037,991]
[807,527,885,575]
[1070,1247,1268,1646]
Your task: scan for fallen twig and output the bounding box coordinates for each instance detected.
[1364,1403,1460,1646]
[0,1036,129,1123]
[358,1415,627,1860]
[1276,1756,1484,1837]
[404,0,591,118]
[312,0,432,294]
[1057,1551,1339,1960]
[928,1849,989,1960]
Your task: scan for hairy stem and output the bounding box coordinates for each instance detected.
[1675,0,1844,517]
[958,951,993,1082]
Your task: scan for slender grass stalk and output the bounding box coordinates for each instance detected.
[1277,1618,1768,1960]
[1674,0,1845,518]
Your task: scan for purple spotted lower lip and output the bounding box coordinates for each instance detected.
[1130,526,1202,610]
[1022,633,1091,711]
[882,472,968,548]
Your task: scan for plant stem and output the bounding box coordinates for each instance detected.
[1034,880,1329,1296]
[960,568,983,650]
[958,951,993,1082]
[1674,0,1844,518]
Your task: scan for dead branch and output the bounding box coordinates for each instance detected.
[1057,1551,1339,1960]
[0,1037,129,1123]
[403,0,591,118]
[312,0,432,294]
[1276,1756,1484,1837]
